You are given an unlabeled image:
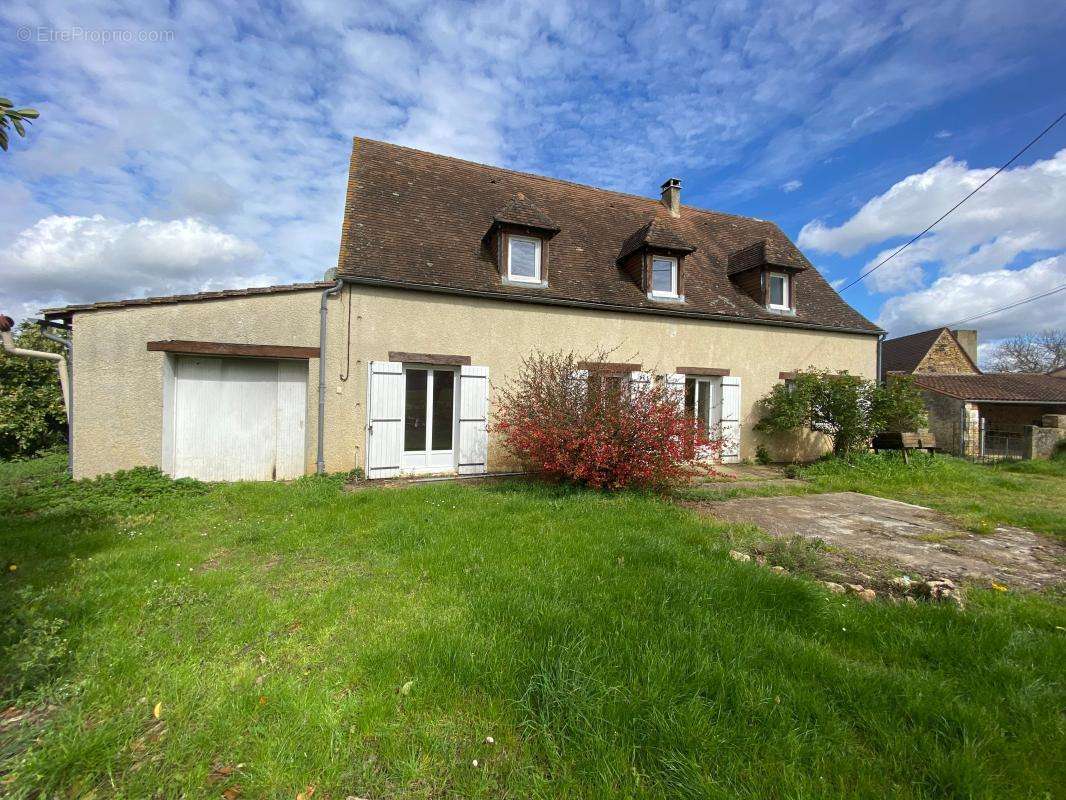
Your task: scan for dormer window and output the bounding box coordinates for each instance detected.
[507,234,542,283]
[727,240,806,314]
[617,217,695,303]
[767,271,790,310]
[650,255,678,298]
[485,193,559,288]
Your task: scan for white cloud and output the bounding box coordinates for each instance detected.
[876,255,1066,340]
[934,129,952,139]
[799,145,1066,340]
[799,149,1066,259]
[798,148,1066,298]
[0,215,267,315]
[1,0,1064,320]
[782,179,803,193]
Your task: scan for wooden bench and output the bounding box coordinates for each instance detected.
[872,430,937,463]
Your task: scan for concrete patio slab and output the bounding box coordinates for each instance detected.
[700,491,1065,590]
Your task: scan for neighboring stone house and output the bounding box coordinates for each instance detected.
[882,327,1066,455]
[42,138,880,481]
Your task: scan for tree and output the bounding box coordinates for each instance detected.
[0,96,40,151]
[755,369,926,456]
[491,350,722,491]
[871,375,928,433]
[0,321,67,459]
[985,329,1065,373]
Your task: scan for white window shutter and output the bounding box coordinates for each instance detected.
[458,365,490,475]
[721,376,741,463]
[627,370,652,399]
[665,373,686,411]
[366,361,404,478]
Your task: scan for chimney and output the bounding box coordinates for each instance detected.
[951,329,978,365]
[660,178,681,217]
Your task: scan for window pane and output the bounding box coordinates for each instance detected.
[431,370,454,450]
[695,379,710,433]
[652,258,675,293]
[685,378,696,418]
[509,237,538,278]
[769,275,786,306]
[404,369,427,451]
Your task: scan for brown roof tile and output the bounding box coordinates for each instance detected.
[727,239,808,276]
[491,193,559,233]
[336,138,880,334]
[911,373,1066,403]
[616,216,696,263]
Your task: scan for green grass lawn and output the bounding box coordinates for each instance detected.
[2,454,1064,798]
[797,452,1066,538]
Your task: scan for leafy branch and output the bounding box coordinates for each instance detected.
[1,96,40,151]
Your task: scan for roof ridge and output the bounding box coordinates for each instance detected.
[884,326,949,343]
[352,136,765,229]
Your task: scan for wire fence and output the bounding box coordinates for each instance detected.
[948,420,1027,463]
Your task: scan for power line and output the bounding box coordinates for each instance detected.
[944,282,1066,328]
[839,110,1066,293]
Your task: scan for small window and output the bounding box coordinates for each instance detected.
[767,272,790,310]
[650,256,678,298]
[507,234,542,283]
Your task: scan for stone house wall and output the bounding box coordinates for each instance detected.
[915,330,979,375]
[920,389,970,454]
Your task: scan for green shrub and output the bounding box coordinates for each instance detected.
[0,464,207,518]
[873,375,928,432]
[755,369,926,455]
[1,589,69,699]
[754,444,772,465]
[0,322,67,460]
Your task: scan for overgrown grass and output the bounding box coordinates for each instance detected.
[1,454,1064,798]
[798,452,1066,538]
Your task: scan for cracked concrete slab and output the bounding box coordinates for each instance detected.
[700,491,1065,590]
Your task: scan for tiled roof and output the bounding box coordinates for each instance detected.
[910,373,1066,403]
[727,239,808,275]
[336,137,880,334]
[491,193,559,233]
[616,216,696,263]
[882,328,949,374]
[43,282,333,317]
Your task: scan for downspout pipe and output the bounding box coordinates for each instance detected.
[37,326,75,476]
[876,332,886,384]
[0,316,72,474]
[316,278,345,474]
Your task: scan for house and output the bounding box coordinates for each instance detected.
[43,138,881,481]
[882,327,1066,456]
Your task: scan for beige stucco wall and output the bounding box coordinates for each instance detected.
[69,284,878,478]
[69,290,329,479]
[340,286,876,470]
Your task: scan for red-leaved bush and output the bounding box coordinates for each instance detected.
[491,350,723,491]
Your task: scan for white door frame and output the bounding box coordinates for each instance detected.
[685,374,724,461]
[399,363,459,475]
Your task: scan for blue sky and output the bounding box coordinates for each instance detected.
[2,0,1064,356]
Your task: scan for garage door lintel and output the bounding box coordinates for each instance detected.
[148,340,320,359]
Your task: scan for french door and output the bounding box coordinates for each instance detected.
[684,376,720,435]
[401,366,458,473]
[684,375,723,461]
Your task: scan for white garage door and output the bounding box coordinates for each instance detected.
[169,356,307,481]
